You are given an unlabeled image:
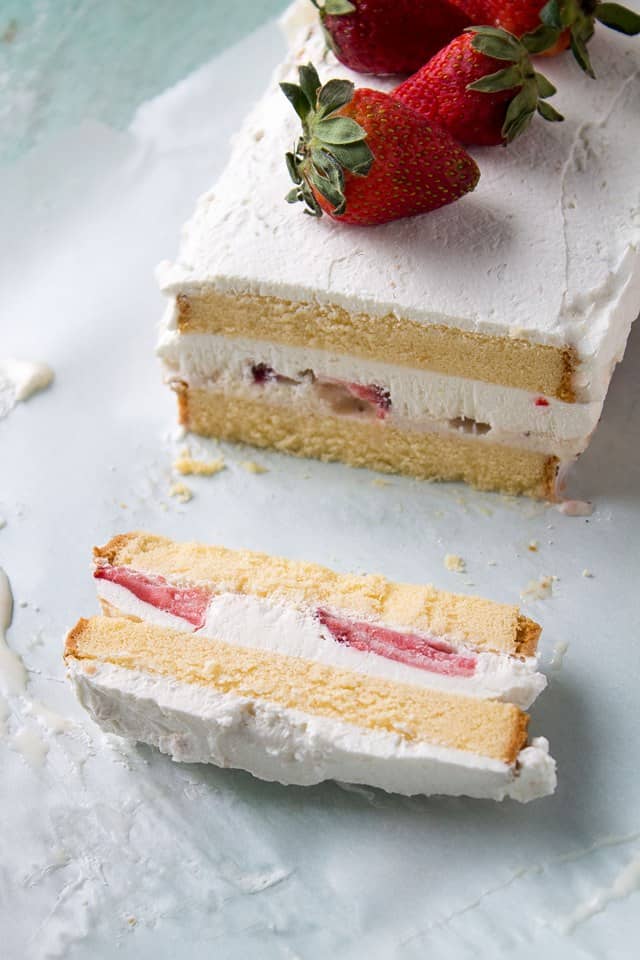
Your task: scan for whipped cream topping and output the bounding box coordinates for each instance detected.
[67,659,556,801]
[96,575,546,709]
[158,323,602,457]
[157,2,640,404]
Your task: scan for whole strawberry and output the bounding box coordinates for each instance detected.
[448,1,640,75]
[393,27,563,146]
[280,64,480,226]
[310,0,471,75]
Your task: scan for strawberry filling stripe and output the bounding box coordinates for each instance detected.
[95,566,477,678]
[316,609,477,678]
[94,565,211,629]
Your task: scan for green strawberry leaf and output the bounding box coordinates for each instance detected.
[502,87,538,142]
[537,100,564,122]
[323,0,356,14]
[540,0,563,29]
[535,72,557,98]
[325,141,374,175]
[298,63,322,108]
[467,65,523,93]
[280,82,310,122]
[596,3,640,34]
[285,151,302,184]
[469,29,521,61]
[314,116,367,144]
[521,24,561,54]
[570,29,595,77]
[286,187,302,203]
[317,78,355,117]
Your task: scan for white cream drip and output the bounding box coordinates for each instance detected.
[0,358,53,419]
[0,566,28,697]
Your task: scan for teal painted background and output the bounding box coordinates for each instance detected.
[0,0,289,163]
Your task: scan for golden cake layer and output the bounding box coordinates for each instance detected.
[175,383,558,499]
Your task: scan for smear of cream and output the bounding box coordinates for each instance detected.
[27,699,73,734]
[234,868,291,894]
[549,640,570,672]
[557,850,640,934]
[0,358,53,418]
[11,724,49,768]
[0,566,28,696]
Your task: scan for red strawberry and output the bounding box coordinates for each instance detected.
[310,0,471,75]
[393,27,563,146]
[447,1,640,75]
[280,63,480,226]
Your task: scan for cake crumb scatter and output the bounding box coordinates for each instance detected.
[528,540,539,552]
[582,569,594,578]
[444,554,466,573]
[520,574,555,601]
[240,460,268,474]
[371,478,392,488]
[174,449,225,476]
[169,482,193,503]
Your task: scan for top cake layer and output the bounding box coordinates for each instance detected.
[157,2,640,403]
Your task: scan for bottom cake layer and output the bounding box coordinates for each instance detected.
[65,616,556,802]
[176,385,559,498]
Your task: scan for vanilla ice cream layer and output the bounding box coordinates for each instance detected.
[96,578,546,709]
[157,4,640,405]
[158,323,600,456]
[68,659,556,801]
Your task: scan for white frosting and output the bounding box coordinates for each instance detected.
[67,659,556,802]
[158,323,601,456]
[157,3,640,404]
[96,578,546,709]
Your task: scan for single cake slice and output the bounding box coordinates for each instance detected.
[64,533,556,801]
[92,532,546,708]
[156,2,640,497]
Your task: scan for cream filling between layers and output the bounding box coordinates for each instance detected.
[68,659,556,801]
[158,322,600,458]
[96,578,546,709]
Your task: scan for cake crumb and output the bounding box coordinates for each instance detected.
[556,499,593,517]
[520,574,555,601]
[487,560,497,567]
[528,540,539,552]
[174,450,225,477]
[240,460,268,475]
[169,482,193,503]
[371,478,392,488]
[444,554,466,574]
[582,569,594,578]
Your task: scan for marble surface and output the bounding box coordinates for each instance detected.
[1,12,640,960]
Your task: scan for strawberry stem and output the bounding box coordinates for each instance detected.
[280,63,373,217]
[540,0,640,77]
[466,27,563,142]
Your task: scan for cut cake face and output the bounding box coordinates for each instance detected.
[64,533,556,801]
[156,2,640,497]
